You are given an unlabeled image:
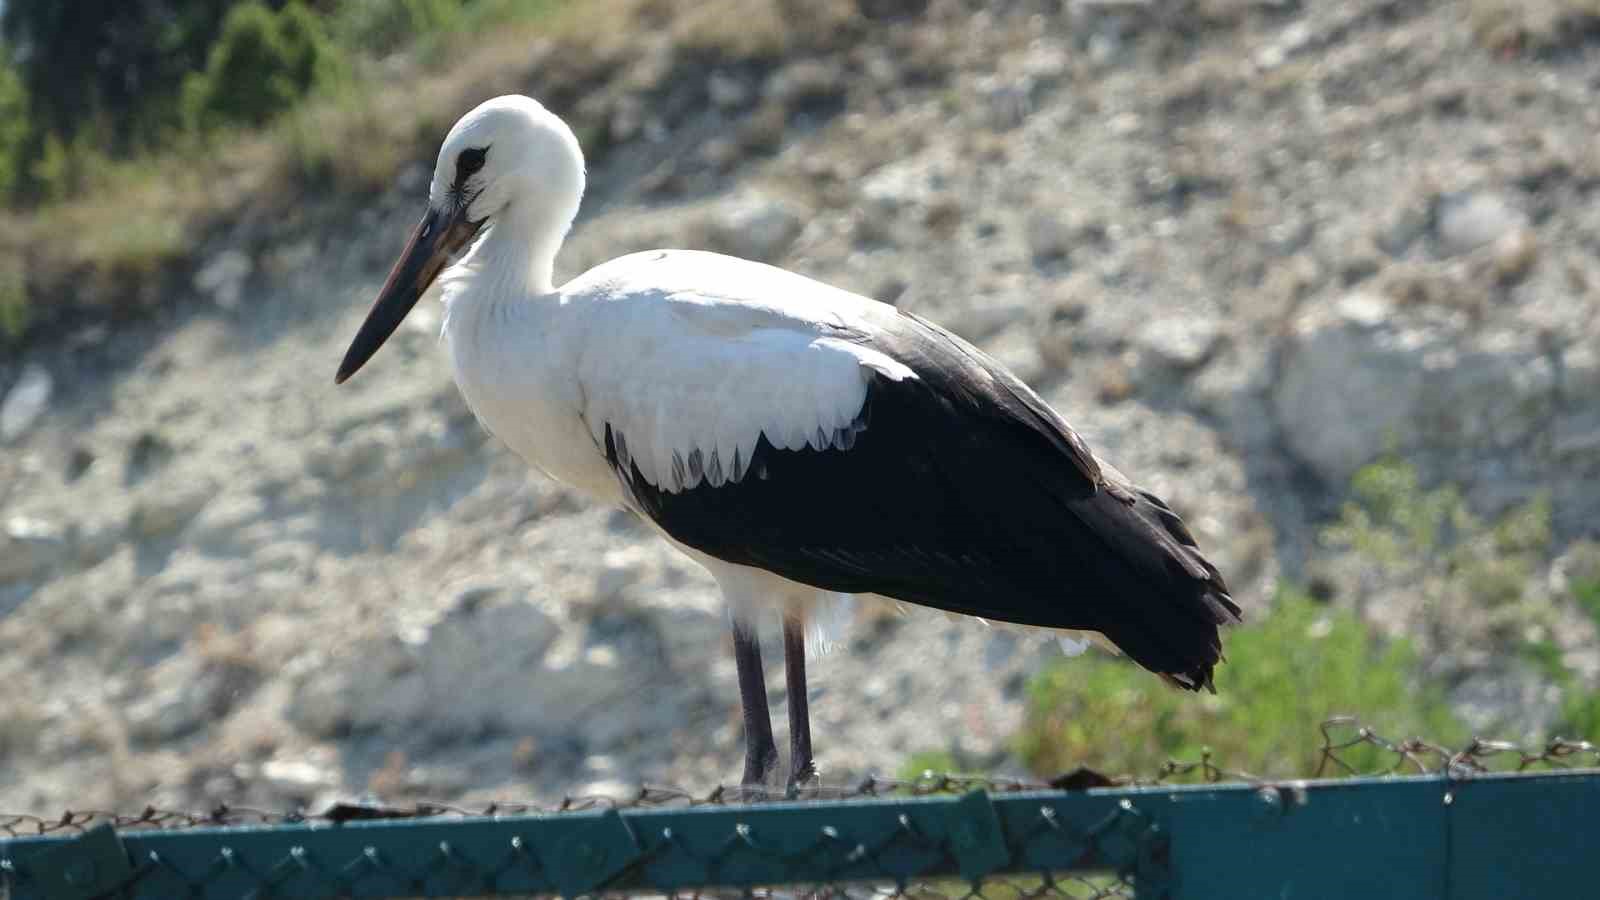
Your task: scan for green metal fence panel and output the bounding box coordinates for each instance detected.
[4,772,1597,899]
[1445,772,1600,900]
[1157,777,1449,898]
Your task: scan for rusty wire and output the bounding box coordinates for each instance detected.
[1310,716,1600,779]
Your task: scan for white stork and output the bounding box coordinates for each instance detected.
[335,95,1240,788]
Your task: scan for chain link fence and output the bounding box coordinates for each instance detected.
[3,718,1599,899]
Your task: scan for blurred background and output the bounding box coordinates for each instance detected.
[1,0,1599,815]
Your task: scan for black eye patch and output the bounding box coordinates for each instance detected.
[455,146,489,184]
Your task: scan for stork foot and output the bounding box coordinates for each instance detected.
[785,761,818,797]
[742,747,780,788]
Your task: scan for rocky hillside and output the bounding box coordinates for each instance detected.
[2,0,1599,814]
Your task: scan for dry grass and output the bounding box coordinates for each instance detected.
[3,0,853,345]
[649,0,859,57]
[4,2,588,330]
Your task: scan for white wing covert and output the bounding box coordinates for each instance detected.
[576,287,914,495]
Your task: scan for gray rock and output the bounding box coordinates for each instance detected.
[269,239,318,276]
[976,74,1038,130]
[1135,313,1222,373]
[1376,205,1431,257]
[706,71,753,110]
[1434,191,1528,258]
[1,364,52,443]
[857,0,930,19]
[699,136,742,170]
[1025,212,1074,262]
[609,94,647,143]
[764,60,844,110]
[1254,21,1313,70]
[71,515,124,569]
[130,479,214,540]
[1554,343,1600,462]
[1451,667,1563,739]
[0,516,67,582]
[186,493,270,553]
[192,249,254,310]
[650,604,728,670]
[707,192,805,262]
[1272,293,1558,486]
[288,590,567,741]
[1559,341,1599,398]
[126,684,208,744]
[858,157,946,217]
[258,757,338,796]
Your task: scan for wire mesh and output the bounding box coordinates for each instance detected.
[2,797,1153,899]
[3,717,1598,899]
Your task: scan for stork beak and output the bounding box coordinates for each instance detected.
[335,204,485,384]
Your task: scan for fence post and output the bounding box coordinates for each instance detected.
[10,824,136,899]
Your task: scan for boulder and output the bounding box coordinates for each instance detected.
[1272,293,1557,486]
[1,364,52,443]
[0,516,67,583]
[706,191,806,262]
[193,249,254,310]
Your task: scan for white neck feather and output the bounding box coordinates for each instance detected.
[451,198,573,305]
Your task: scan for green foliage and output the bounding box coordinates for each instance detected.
[1327,459,1551,578]
[1332,461,1460,564]
[25,130,110,203]
[1016,590,1466,779]
[0,52,28,198]
[1571,565,1600,630]
[1519,635,1570,685]
[0,266,27,341]
[1319,460,1600,744]
[897,749,960,782]
[1552,547,1600,740]
[1323,458,1554,659]
[181,2,340,133]
[329,0,469,56]
[1556,688,1600,741]
[1,1,237,153]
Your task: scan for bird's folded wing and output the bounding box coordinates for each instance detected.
[578,302,910,495]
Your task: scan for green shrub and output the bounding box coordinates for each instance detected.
[0,52,27,198]
[1015,590,1467,780]
[1555,551,1600,740]
[1568,543,1600,630]
[27,131,103,203]
[897,749,960,782]
[182,2,340,133]
[329,0,468,56]
[1322,459,1556,672]
[0,265,26,340]
[1326,459,1551,593]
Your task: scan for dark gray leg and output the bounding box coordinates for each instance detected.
[783,616,815,787]
[733,619,778,786]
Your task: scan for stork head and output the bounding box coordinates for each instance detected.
[336,95,586,384]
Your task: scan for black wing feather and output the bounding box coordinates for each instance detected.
[606,312,1240,690]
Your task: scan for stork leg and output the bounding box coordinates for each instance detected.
[732,618,779,786]
[783,615,816,787]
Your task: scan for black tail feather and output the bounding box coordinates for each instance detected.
[1059,476,1241,692]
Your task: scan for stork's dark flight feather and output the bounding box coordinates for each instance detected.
[604,311,1240,690]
